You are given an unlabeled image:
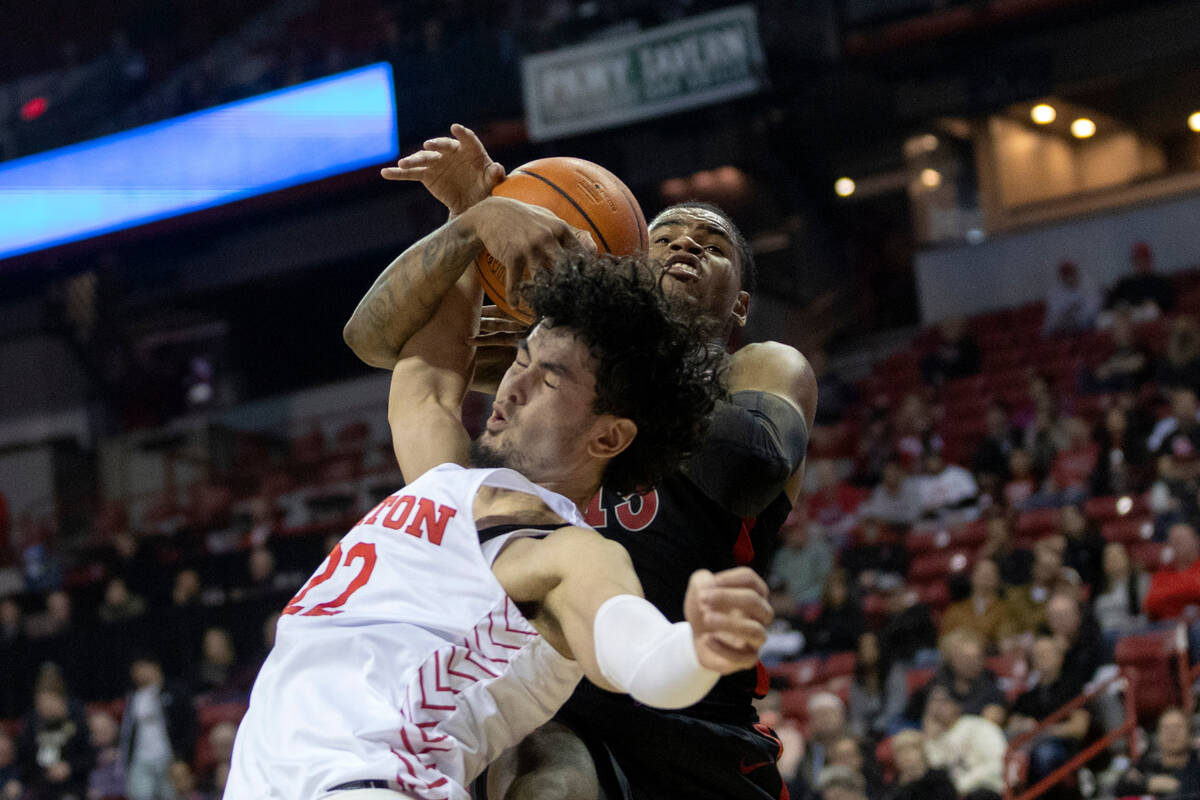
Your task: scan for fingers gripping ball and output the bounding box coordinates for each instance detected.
[475,157,649,323]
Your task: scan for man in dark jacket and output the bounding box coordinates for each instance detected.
[118,652,196,800]
[1115,708,1200,798]
[15,684,93,800]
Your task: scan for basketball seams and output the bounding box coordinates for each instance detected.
[513,168,612,253]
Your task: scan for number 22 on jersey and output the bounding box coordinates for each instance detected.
[282,542,377,617]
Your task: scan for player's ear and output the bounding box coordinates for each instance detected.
[588,416,637,460]
[731,291,749,328]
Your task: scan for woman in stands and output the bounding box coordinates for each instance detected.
[1093,542,1149,637]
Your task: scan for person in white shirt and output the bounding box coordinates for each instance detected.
[923,683,1007,799]
[913,452,980,523]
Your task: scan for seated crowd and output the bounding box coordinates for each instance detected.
[5,249,1200,800]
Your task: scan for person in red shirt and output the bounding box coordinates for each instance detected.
[1145,523,1200,620]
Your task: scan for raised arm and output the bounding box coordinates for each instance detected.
[344,197,589,369]
[492,527,771,708]
[684,341,818,513]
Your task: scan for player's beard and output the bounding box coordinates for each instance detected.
[468,436,518,472]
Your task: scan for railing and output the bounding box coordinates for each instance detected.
[1003,670,1140,800]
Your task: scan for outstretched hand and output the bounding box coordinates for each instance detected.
[684,568,771,675]
[381,123,506,216]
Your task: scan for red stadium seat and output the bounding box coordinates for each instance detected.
[906,529,950,556]
[1115,627,1184,721]
[1131,542,1169,571]
[1101,517,1154,545]
[1015,508,1060,537]
[952,520,989,549]
[908,549,973,583]
[196,699,249,731]
[1086,495,1149,523]
[917,581,950,610]
[824,652,857,680]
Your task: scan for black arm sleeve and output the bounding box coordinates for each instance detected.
[682,390,808,517]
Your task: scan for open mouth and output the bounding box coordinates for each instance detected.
[663,264,700,283]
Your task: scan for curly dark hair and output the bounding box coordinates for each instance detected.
[650,200,756,295]
[524,253,720,495]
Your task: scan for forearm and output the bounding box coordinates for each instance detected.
[344,212,485,369]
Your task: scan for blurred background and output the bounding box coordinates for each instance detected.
[4,1,1200,799]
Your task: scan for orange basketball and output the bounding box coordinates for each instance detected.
[474,156,649,324]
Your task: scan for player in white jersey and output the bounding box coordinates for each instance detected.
[226,254,773,800]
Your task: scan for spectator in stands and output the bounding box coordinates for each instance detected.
[1107,241,1175,318]
[817,767,868,800]
[811,347,857,427]
[0,597,25,718]
[921,317,981,387]
[1160,317,1200,391]
[1086,311,1154,394]
[1148,385,1200,456]
[1094,542,1150,635]
[1043,260,1102,337]
[913,451,979,523]
[1005,537,1065,635]
[829,734,884,799]
[808,460,861,537]
[119,652,196,800]
[1044,593,1104,689]
[806,568,867,654]
[854,415,895,488]
[1058,504,1105,593]
[1043,418,1098,504]
[888,729,957,800]
[877,574,939,674]
[841,517,909,591]
[1091,406,1151,496]
[1003,449,1038,511]
[26,589,73,639]
[1114,708,1200,798]
[849,632,908,739]
[0,730,18,800]
[87,708,124,800]
[98,576,147,624]
[15,682,93,800]
[907,632,1007,728]
[1145,522,1200,620]
[194,627,240,695]
[940,559,1015,652]
[858,460,921,527]
[205,721,237,790]
[922,683,1007,800]
[170,759,208,800]
[1007,635,1091,792]
[801,692,850,787]
[894,394,941,469]
[973,403,1020,485]
[769,501,834,613]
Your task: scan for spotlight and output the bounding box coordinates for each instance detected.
[1189,111,1200,133]
[920,168,942,189]
[834,177,856,197]
[1071,118,1096,139]
[1031,104,1056,125]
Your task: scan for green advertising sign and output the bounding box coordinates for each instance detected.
[521,5,767,141]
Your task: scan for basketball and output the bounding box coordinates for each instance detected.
[474,156,649,323]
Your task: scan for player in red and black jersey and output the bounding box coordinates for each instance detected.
[346,125,817,800]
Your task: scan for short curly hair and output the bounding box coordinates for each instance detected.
[524,253,719,495]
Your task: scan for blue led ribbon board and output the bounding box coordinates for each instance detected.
[0,62,398,261]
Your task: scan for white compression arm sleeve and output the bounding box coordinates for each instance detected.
[592,594,720,709]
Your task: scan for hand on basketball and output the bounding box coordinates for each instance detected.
[684,568,772,675]
[468,197,597,300]
[381,123,505,216]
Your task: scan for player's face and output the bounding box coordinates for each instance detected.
[473,323,622,486]
[648,207,749,334]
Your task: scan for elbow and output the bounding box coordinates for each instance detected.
[344,317,396,369]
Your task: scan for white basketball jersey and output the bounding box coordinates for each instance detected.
[225,464,588,800]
